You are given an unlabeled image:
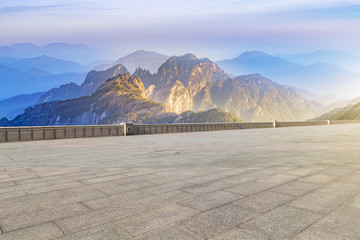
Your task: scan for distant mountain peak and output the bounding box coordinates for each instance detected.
[166,53,211,64]
[109,50,169,73]
[108,64,129,76]
[242,50,268,55]
[23,55,58,61]
[96,73,146,98]
[129,50,158,55]
[237,51,279,60]
[180,53,198,60]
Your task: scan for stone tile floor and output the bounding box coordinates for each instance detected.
[1,124,360,239]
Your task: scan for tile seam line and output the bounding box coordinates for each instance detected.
[52,220,67,237]
[225,172,348,222]
[285,178,360,215]
[112,208,199,237]
[176,193,246,212]
[237,182,360,238]
[0,220,64,236]
[293,190,360,239]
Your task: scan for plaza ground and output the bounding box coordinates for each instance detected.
[0,124,360,239]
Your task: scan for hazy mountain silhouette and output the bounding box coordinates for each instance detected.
[0,43,104,64]
[37,64,129,104]
[0,92,45,120]
[316,97,360,120]
[278,49,360,72]
[0,65,86,100]
[217,51,360,97]
[95,50,169,73]
[4,55,89,74]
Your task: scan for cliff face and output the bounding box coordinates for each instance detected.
[150,54,230,104]
[140,55,321,121]
[37,82,81,104]
[166,80,193,114]
[132,67,157,88]
[3,73,242,126]
[176,108,241,123]
[7,73,176,126]
[4,54,324,126]
[79,64,129,97]
[208,75,319,121]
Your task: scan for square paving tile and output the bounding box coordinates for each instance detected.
[225,181,278,196]
[54,223,132,240]
[241,205,323,239]
[209,227,270,240]
[311,206,360,239]
[232,190,295,212]
[288,190,354,214]
[284,167,323,176]
[179,190,244,211]
[179,203,258,238]
[132,224,205,240]
[293,228,353,240]
[299,174,339,185]
[54,208,116,234]
[0,203,89,233]
[271,181,319,196]
[256,173,299,185]
[0,222,64,240]
[182,181,234,195]
[345,193,360,209]
[114,203,199,235]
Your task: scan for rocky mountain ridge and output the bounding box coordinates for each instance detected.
[141,54,323,121]
[36,64,129,104]
[1,73,241,126]
[1,53,326,124]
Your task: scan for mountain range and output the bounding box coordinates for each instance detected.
[144,54,322,121]
[0,73,241,126]
[294,88,343,106]
[0,66,86,100]
[278,49,360,73]
[39,54,323,121]
[0,43,104,65]
[0,92,45,120]
[217,51,360,97]
[3,55,89,74]
[36,64,129,104]
[316,99,360,120]
[2,46,358,125]
[1,54,326,125]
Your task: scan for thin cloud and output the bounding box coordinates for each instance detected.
[0,5,71,14]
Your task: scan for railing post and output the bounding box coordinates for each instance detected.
[120,123,127,136]
[126,123,134,135]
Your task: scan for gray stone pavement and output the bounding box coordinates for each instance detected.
[0,124,360,239]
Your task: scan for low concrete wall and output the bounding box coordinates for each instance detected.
[328,120,360,125]
[275,120,329,128]
[2,120,360,142]
[126,122,275,135]
[0,124,126,143]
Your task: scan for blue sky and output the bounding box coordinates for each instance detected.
[1,0,360,59]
